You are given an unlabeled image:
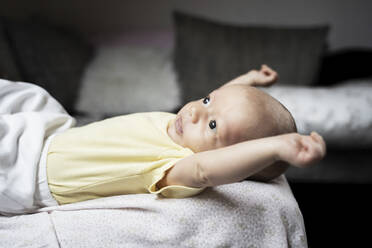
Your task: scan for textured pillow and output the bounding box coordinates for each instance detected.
[4,18,93,113]
[261,81,372,148]
[76,45,180,116]
[0,18,22,81]
[173,11,329,104]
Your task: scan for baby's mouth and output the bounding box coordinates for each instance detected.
[175,116,183,135]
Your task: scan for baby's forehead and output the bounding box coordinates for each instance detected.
[214,86,261,112]
[216,103,256,146]
[214,86,275,144]
[215,85,262,102]
[221,110,250,144]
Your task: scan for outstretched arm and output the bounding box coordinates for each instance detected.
[221,64,279,88]
[157,132,326,189]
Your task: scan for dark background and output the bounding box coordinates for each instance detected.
[1,0,371,51]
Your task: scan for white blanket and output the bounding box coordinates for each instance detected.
[0,175,307,248]
[0,79,75,215]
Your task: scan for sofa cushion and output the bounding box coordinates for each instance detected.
[0,18,22,81]
[4,18,93,113]
[173,11,329,104]
[76,45,180,117]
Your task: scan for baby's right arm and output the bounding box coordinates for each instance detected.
[221,64,278,88]
[157,132,326,189]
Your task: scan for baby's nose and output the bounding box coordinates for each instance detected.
[190,106,201,124]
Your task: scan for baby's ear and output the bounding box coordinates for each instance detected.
[244,161,289,182]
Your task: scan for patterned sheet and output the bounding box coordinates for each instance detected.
[0,176,307,248]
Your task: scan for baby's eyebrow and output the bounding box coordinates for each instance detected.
[210,91,216,103]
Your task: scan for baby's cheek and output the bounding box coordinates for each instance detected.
[197,139,215,152]
[186,135,205,153]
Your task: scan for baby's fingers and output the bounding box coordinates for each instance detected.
[294,134,326,168]
[261,65,278,81]
[304,135,325,163]
[261,65,272,75]
[310,131,327,157]
[261,64,273,71]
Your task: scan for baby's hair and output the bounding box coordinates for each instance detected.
[239,85,297,138]
[275,100,297,134]
[239,85,297,182]
[267,98,297,137]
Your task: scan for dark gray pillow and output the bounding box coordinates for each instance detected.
[173,11,329,104]
[0,18,22,81]
[4,18,93,113]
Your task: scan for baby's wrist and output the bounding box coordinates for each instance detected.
[273,136,286,162]
[245,71,258,84]
[273,134,296,163]
[262,135,287,164]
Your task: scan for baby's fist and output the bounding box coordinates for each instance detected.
[248,64,278,87]
[279,132,326,168]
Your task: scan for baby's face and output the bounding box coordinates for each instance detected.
[167,85,268,153]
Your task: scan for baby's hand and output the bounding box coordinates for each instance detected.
[247,64,278,87]
[278,132,326,168]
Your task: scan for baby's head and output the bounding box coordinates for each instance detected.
[167,84,296,152]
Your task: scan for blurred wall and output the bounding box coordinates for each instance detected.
[0,0,371,50]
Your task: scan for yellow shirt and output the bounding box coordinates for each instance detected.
[47,112,205,205]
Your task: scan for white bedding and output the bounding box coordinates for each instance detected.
[0,78,307,247]
[0,176,307,248]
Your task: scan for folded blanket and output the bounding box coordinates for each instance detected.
[0,79,74,215]
[0,175,307,248]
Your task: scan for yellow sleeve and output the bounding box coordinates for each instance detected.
[146,160,206,198]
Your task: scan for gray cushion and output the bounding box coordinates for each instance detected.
[173,11,329,104]
[0,18,22,81]
[4,18,93,113]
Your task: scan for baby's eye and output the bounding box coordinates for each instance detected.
[202,95,210,105]
[209,120,217,131]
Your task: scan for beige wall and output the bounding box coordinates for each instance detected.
[1,0,371,50]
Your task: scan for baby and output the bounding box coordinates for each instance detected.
[0,65,326,215]
[160,65,326,188]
